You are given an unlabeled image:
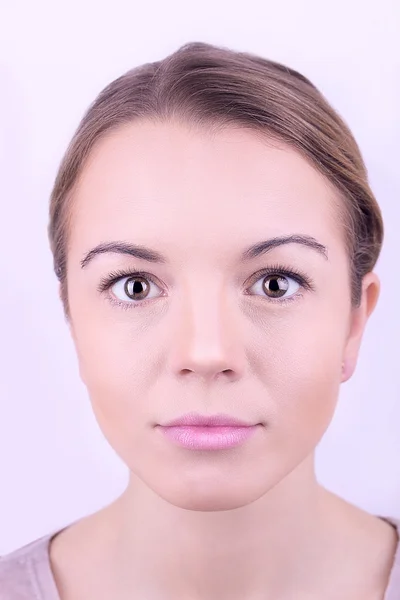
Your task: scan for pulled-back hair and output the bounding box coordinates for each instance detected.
[48,41,384,315]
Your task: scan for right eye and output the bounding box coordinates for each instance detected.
[111,274,163,304]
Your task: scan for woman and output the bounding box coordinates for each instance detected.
[1,41,399,599]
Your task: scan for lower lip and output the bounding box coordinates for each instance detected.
[157,425,260,450]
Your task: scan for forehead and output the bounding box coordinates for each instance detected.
[70,120,343,259]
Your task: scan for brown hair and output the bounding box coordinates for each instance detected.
[48,41,384,316]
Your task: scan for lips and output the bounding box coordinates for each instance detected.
[156,412,262,450]
[160,412,256,428]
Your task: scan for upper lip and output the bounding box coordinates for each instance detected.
[160,412,256,427]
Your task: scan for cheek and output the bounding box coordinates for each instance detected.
[273,367,341,439]
[259,310,347,454]
[71,298,156,375]
[70,309,160,429]
[73,324,155,463]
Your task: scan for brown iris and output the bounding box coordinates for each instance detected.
[124,277,150,300]
[262,275,289,298]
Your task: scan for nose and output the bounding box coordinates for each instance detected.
[167,279,246,383]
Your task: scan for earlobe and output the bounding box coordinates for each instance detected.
[341,272,380,383]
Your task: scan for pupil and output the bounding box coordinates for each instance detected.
[270,278,279,291]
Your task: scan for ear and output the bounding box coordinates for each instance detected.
[341,272,380,382]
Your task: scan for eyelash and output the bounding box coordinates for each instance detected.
[97,263,315,311]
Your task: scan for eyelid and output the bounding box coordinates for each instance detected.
[244,264,314,292]
[97,269,164,294]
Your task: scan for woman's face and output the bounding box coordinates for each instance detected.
[66,120,375,510]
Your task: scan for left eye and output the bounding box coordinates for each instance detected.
[248,273,301,300]
[111,276,163,303]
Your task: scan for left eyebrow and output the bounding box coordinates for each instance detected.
[240,234,328,261]
[80,234,328,269]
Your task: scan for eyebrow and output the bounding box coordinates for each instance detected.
[80,234,328,269]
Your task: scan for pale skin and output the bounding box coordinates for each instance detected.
[49,120,398,600]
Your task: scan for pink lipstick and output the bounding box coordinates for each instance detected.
[157,412,261,450]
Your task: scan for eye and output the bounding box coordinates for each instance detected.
[247,271,302,301]
[111,275,163,303]
[99,264,313,309]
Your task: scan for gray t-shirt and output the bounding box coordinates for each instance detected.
[1,517,400,599]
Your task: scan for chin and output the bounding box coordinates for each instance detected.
[143,470,274,512]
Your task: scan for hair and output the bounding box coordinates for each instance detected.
[48,41,384,317]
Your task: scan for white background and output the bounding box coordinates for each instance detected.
[0,0,399,554]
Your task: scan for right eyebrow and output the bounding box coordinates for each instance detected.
[81,241,168,268]
[80,234,329,269]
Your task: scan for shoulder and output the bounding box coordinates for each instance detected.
[0,533,56,600]
[381,516,400,599]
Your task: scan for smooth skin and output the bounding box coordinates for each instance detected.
[49,120,397,599]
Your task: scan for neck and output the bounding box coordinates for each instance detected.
[50,454,398,600]
[102,455,335,599]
